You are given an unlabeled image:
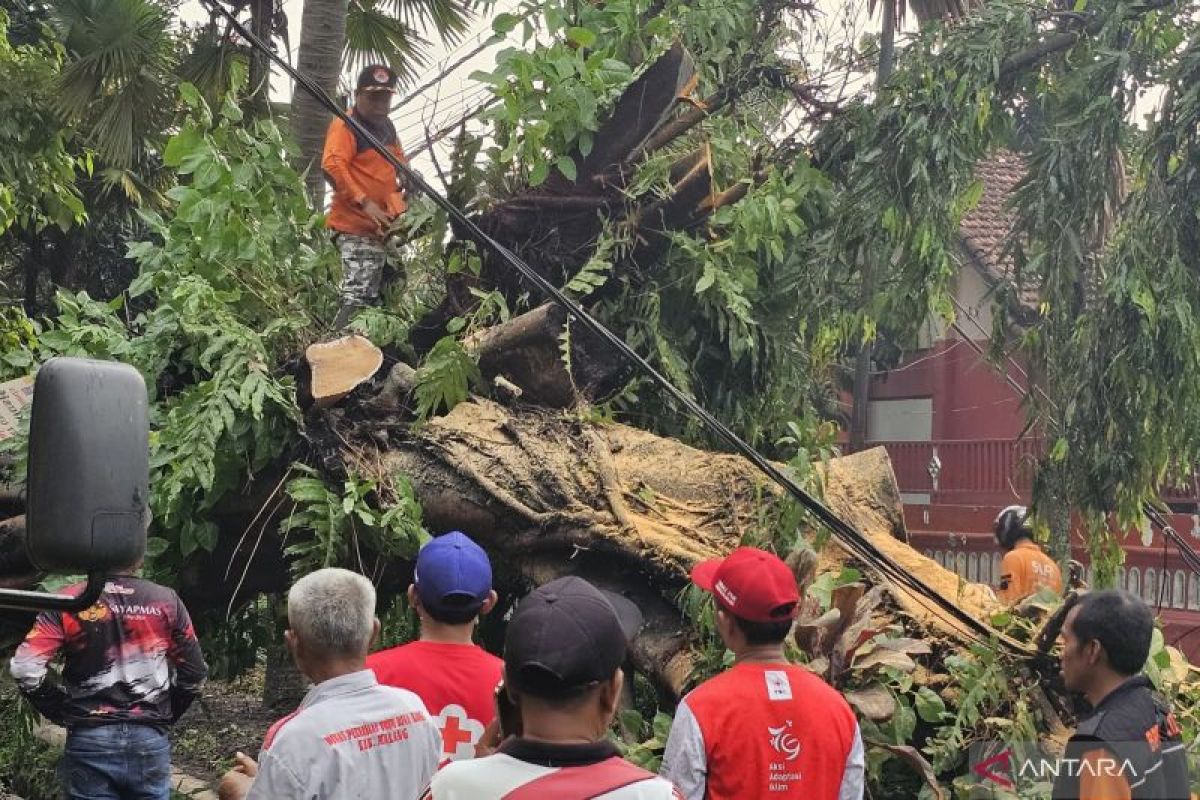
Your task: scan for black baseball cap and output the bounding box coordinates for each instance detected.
[504,576,636,699]
[356,64,398,93]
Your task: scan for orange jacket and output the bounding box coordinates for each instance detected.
[998,539,1063,603]
[321,113,407,237]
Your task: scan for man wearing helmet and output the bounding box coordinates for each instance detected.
[994,505,1063,603]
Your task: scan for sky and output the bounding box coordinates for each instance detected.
[172,0,1165,189]
[176,0,527,182]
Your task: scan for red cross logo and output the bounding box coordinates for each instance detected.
[441,715,473,755]
[436,704,484,761]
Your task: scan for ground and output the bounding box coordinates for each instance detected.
[170,669,277,785]
[0,671,276,800]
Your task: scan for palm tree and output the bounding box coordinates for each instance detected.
[291,0,483,208]
[46,0,177,201]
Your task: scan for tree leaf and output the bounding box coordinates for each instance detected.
[556,156,577,182]
[845,685,896,721]
[915,686,946,722]
[566,27,596,48]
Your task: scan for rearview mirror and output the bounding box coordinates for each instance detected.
[0,357,149,611]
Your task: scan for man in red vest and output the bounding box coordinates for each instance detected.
[660,547,865,800]
[322,64,409,330]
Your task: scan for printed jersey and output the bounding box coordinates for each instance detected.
[9,575,207,728]
[661,662,865,800]
[368,640,503,761]
[248,669,440,800]
[998,540,1063,603]
[424,738,684,800]
[321,112,407,237]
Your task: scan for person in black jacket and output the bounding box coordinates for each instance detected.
[1053,590,1191,800]
[10,560,208,800]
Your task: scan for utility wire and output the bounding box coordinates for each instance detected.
[201,0,1029,654]
[948,297,1200,578]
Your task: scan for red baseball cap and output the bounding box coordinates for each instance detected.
[690,547,800,623]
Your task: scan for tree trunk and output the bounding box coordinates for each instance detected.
[291,0,348,209]
[316,397,1000,695]
[849,0,897,452]
[248,0,274,110]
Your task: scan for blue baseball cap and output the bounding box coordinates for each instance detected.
[414,531,492,621]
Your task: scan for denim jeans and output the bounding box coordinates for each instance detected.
[60,723,172,800]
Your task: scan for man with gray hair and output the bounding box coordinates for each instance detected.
[218,568,440,799]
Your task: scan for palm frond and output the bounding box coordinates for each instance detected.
[345,0,430,84]
[47,0,176,168]
[380,0,482,47]
[178,22,251,104]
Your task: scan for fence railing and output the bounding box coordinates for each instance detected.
[869,438,1199,504]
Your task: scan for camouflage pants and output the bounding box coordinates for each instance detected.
[336,233,389,308]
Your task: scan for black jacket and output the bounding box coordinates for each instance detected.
[1052,676,1190,800]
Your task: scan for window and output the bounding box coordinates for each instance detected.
[1189,574,1200,611]
[1173,571,1187,609]
[956,552,968,580]
[1144,568,1158,605]
[1127,567,1141,598]
[992,554,1002,587]
[968,553,979,583]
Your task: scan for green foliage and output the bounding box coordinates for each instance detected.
[196,596,273,681]
[1011,28,1200,538]
[47,0,177,172]
[813,1,1036,351]
[282,464,428,577]
[0,76,336,567]
[130,69,340,337]
[413,334,482,421]
[473,0,647,185]
[0,679,60,799]
[377,591,422,649]
[0,8,87,237]
[615,708,674,770]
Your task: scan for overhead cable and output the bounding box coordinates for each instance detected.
[199,0,1029,653]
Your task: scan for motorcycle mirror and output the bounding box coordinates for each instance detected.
[0,357,149,612]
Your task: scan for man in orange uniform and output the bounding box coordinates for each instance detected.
[322,64,408,330]
[994,504,1063,603]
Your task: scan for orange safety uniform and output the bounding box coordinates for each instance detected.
[321,113,407,237]
[998,539,1063,603]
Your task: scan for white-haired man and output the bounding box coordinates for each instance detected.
[218,568,440,799]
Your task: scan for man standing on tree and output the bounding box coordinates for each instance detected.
[1053,590,1190,800]
[994,505,1063,603]
[660,546,865,800]
[322,64,409,331]
[368,531,503,763]
[10,556,209,800]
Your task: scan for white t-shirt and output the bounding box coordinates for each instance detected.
[425,739,683,800]
[246,669,440,800]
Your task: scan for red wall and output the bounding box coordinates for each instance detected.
[869,339,1029,440]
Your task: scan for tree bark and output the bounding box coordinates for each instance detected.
[318,397,997,695]
[291,0,349,209]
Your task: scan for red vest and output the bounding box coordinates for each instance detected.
[681,663,858,799]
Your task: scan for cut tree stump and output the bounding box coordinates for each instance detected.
[303,335,384,408]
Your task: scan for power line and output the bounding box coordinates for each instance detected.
[201,0,1029,655]
[947,295,1200,579]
